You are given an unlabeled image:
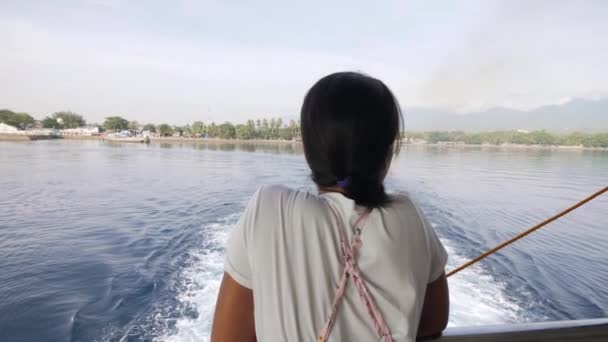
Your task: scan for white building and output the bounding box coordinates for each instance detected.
[0,122,20,133]
[60,126,100,136]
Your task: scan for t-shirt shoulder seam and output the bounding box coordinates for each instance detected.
[224,253,253,289]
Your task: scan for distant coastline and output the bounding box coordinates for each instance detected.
[2,133,607,151]
[155,138,608,151]
[2,109,607,149]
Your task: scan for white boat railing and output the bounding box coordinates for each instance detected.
[425,318,608,341]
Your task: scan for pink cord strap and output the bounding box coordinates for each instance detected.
[318,209,393,342]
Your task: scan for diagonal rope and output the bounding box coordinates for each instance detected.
[447,186,608,278]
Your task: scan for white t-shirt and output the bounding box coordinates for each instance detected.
[225,185,447,342]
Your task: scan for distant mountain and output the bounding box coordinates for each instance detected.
[403,98,608,132]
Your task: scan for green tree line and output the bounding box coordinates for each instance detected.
[1,109,88,129]
[3,108,607,147]
[0,109,35,129]
[403,130,608,148]
[1,110,301,140]
[41,111,87,129]
[144,118,301,140]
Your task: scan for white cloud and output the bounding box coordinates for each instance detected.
[1,1,607,123]
[0,17,420,123]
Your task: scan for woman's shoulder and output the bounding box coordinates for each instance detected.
[253,185,325,210]
[386,191,418,211]
[255,184,306,200]
[382,191,430,228]
[255,184,297,197]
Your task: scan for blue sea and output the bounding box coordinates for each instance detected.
[0,140,606,341]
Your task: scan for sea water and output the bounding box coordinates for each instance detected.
[0,140,606,342]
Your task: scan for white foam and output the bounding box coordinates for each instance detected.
[157,215,236,342]
[158,217,526,341]
[443,241,524,326]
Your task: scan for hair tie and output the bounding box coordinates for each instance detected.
[336,176,351,188]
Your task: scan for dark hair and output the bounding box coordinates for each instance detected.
[300,72,403,208]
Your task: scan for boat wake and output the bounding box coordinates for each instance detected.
[155,215,236,342]
[442,241,525,326]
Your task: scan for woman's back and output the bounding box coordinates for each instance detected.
[212,72,449,342]
[225,185,447,341]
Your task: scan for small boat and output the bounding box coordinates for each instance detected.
[106,130,150,143]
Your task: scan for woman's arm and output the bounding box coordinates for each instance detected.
[211,273,257,342]
[417,273,449,339]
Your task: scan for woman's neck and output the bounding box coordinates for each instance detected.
[318,186,348,195]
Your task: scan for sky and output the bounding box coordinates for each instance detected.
[1,0,607,124]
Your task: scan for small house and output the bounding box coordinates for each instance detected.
[60,126,100,136]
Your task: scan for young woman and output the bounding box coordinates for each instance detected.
[212,72,449,341]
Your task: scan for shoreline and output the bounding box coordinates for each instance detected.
[1,134,607,151]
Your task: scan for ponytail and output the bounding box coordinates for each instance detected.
[344,175,389,208]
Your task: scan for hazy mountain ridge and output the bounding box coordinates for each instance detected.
[403,98,608,132]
